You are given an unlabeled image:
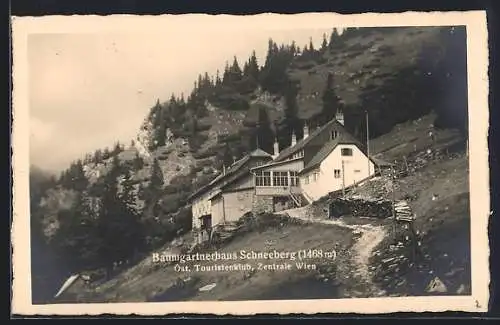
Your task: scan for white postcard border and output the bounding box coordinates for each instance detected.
[11,11,490,315]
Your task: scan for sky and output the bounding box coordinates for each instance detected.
[27,16,335,173]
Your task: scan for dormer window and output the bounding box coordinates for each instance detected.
[331,130,339,140]
[291,150,304,160]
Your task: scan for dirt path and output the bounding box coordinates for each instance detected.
[350,226,387,296]
[277,206,387,297]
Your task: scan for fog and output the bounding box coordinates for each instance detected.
[26,15,335,173]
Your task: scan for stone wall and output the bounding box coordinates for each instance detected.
[252,195,274,214]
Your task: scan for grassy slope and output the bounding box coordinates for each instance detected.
[355,113,470,295]
[289,27,442,120]
[62,218,356,302]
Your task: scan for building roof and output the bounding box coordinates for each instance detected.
[299,132,367,175]
[219,170,253,192]
[274,118,344,162]
[249,148,273,158]
[250,156,303,171]
[187,148,271,202]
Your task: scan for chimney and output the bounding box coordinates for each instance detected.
[291,130,297,147]
[272,138,280,159]
[335,109,344,126]
[303,122,309,139]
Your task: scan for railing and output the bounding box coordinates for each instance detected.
[288,187,305,208]
[302,191,314,204]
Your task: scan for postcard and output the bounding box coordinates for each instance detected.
[11,11,490,315]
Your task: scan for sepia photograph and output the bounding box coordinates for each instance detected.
[11,12,490,315]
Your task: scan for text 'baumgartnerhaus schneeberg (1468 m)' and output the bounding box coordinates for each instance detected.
[152,249,337,273]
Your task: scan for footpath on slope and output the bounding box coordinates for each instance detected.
[276,206,388,297]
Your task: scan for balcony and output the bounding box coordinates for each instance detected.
[255,185,302,196]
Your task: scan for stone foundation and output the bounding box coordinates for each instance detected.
[252,195,274,214]
[193,228,211,245]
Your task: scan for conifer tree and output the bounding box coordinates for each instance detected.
[73,159,89,192]
[215,69,222,87]
[328,28,342,50]
[222,61,231,85]
[321,33,328,52]
[112,141,122,155]
[197,74,203,92]
[203,72,212,89]
[93,149,103,163]
[132,152,144,171]
[151,99,167,148]
[145,159,164,205]
[247,50,260,81]
[290,41,297,56]
[320,72,342,125]
[54,191,101,272]
[283,80,301,146]
[169,93,177,105]
[229,56,243,83]
[264,39,275,68]
[221,145,234,169]
[243,61,250,78]
[96,158,140,274]
[252,106,275,154]
[60,159,89,191]
[308,37,315,53]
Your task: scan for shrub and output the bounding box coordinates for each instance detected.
[313,56,328,65]
[345,51,363,59]
[294,61,316,70]
[196,158,213,167]
[188,133,209,152]
[378,45,396,56]
[212,93,250,111]
[216,132,241,144]
[174,207,193,233]
[193,148,217,160]
[348,43,369,52]
[192,165,203,174]
[196,122,212,132]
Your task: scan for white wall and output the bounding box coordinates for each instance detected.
[301,144,375,201]
[223,189,254,223]
[211,196,225,226]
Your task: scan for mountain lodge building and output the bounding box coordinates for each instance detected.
[187,110,378,244]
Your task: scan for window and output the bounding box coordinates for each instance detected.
[292,150,304,159]
[354,169,361,173]
[290,171,299,186]
[255,171,271,186]
[304,176,309,185]
[331,130,339,140]
[341,148,353,156]
[273,171,289,187]
[200,215,212,230]
[334,169,341,178]
[313,171,319,182]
